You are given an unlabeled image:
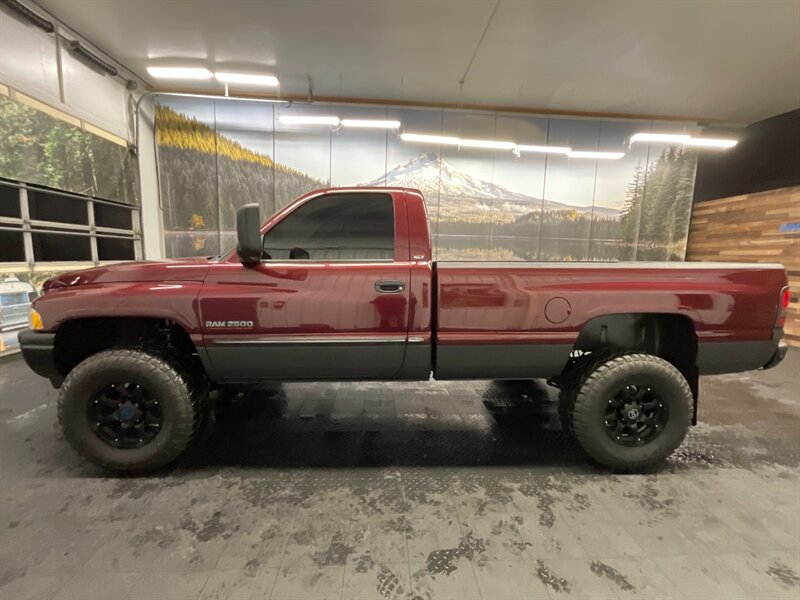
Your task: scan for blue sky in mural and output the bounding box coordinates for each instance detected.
[216,100,274,162]
[332,104,391,186]
[162,96,215,126]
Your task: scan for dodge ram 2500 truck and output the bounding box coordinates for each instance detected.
[19,187,789,473]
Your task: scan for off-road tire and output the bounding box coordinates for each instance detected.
[556,351,612,435]
[58,348,203,474]
[570,353,692,472]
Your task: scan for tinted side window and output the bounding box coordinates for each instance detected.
[262,193,394,261]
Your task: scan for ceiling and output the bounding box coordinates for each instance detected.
[35,0,800,124]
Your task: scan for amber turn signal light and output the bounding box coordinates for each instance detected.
[29,308,44,331]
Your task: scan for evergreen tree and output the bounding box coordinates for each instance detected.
[154,103,324,257]
[669,149,698,260]
[0,95,138,203]
[619,162,646,260]
[617,147,698,261]
[640,147,680,259]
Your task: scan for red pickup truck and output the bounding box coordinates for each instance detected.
[19,187,789,473]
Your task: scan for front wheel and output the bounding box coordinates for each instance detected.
[569,353,692,472]
[58,348,202,474]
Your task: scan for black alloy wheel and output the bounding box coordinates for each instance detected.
[603,384,667,446]
[88,382,163,449]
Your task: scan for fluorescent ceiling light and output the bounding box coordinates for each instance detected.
[400,133,513,150]
[341,119,401,129]
[630,132,737,149]
[279,115,340,126]
[684,137,738,148]
[568,150,625,160]
[147,66,213,80]
[400,133,461,145]
[630,132,692,144]
[459,138,516,150]
[214,72,279,86]
[515,144,571,154]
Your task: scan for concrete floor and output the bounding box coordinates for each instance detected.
[1,351,799,600]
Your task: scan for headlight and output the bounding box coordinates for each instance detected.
[29,308,44,331]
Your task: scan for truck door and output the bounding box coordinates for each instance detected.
[199,191,412,381]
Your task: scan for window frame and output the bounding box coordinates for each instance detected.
[260,191,398,264]
[0,179,142,271]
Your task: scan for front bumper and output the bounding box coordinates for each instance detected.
[17,329,62,386]
[762,341,788,370]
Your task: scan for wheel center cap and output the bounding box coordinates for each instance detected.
[626,407,640,421]
[119,404,135,421]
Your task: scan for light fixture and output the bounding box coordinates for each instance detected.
[400,133,461,145]
[214,72,279,86]
[400,133,513,150]
[147,66,213,80]
[341,119,401,129]
[69,41,118,77]
[459,138,516,150]
[630,132,738,149]
[401,133,625,157]
[279,115,341,126]
[683,137,738,149]
[515,144,572,154]
[1,0,54,33]
[630,132,692,144]
[568,150,625,160]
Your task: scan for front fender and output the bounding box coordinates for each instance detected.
[34,281,204,338]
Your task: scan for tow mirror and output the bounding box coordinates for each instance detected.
[236,203,261,265]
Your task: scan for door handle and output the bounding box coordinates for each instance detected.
[375,280,405,293]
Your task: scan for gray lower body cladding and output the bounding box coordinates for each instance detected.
[433,343,574,379]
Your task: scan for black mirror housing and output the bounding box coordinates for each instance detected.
[236,203,262,265]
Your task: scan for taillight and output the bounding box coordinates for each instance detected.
[777,286,790,328]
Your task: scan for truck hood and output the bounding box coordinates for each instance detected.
[44,258,212,290]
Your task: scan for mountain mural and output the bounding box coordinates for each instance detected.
[364,152,620,220]
[154,98,695,262]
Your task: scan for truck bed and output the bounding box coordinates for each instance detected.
[433,261,787,379]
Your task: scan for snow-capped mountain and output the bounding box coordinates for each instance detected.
[363,152,620,220]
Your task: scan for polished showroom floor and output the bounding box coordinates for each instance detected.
[1,350,798,600]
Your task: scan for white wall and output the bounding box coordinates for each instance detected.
[0,5,135,140]
[137,97,165,259]
[0,6,60,103]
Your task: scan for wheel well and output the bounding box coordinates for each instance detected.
[571,313,699,421]
[53,318,199,378]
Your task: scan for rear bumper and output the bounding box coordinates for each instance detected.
[761,341,788,370]
[697,328,786,375]
[18,330,62,387]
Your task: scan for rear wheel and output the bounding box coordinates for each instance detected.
[568,353,692,472]
[58,348,203,474]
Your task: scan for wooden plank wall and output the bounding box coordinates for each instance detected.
[686,186,800,347]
